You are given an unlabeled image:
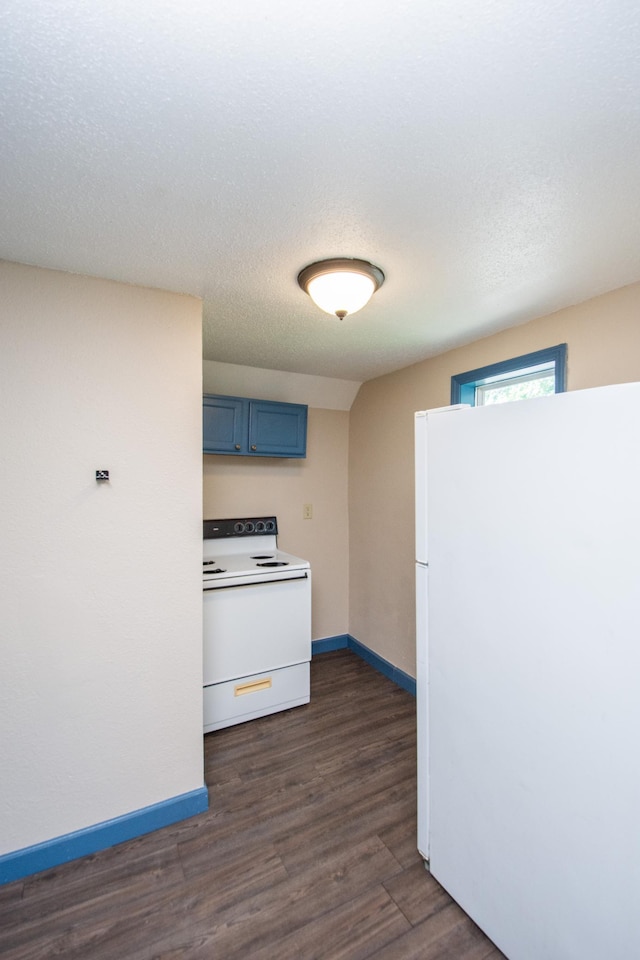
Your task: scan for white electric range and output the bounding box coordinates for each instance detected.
[202,517,311,732]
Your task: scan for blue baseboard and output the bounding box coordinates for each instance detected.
[312,635,416,697]
[311,634,349,654]
[0,785,209,886]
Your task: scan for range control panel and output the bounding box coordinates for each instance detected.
[203,517,278,539]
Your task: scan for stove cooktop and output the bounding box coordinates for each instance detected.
[203,516,309,581]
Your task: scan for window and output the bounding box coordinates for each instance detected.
[451,344,567,407]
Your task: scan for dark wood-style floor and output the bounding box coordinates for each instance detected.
[0,650,506,959]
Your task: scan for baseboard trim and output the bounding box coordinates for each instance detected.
[312,635,416,697]
[311,634,349,654]
[0,786,209,885]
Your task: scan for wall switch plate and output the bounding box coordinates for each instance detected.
[96,470,110,481]
[303,503,313,520]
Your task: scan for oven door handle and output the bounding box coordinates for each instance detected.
[203,571,309,591]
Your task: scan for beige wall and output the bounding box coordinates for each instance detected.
[203,407,350,640]
[349,281,640,677]
[0,261,204,856]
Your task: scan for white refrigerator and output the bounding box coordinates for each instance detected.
[415,383,640,960]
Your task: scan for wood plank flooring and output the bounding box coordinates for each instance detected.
[0,650,506,959]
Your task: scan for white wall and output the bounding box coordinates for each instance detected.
[0,261,204,856]
[203,360,361,410]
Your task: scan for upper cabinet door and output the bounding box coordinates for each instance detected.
[203,395,248,454]
[203,394,308,458]
[248,400,307,458]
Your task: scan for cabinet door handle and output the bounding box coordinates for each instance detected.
[235,444,241,450]
[251,444,257,451]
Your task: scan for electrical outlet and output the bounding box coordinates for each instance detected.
[303,503,313,520]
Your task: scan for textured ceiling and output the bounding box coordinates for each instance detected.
[2,0,640,381]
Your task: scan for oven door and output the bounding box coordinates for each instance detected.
[203,571,311,686]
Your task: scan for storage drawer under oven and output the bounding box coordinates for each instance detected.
[203,572,311,686]
[203,662,310,733]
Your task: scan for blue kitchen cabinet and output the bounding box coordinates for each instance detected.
[203,394,248,454]
[203,394,307,458]
[248,399,307,457]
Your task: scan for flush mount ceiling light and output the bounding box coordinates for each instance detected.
[297,258,385,320]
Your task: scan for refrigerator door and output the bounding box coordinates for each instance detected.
[415,404,467,860]
[427,382,640,960]
[415,560,429,860]
[415,405,467,564]
[415,412,428,564]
